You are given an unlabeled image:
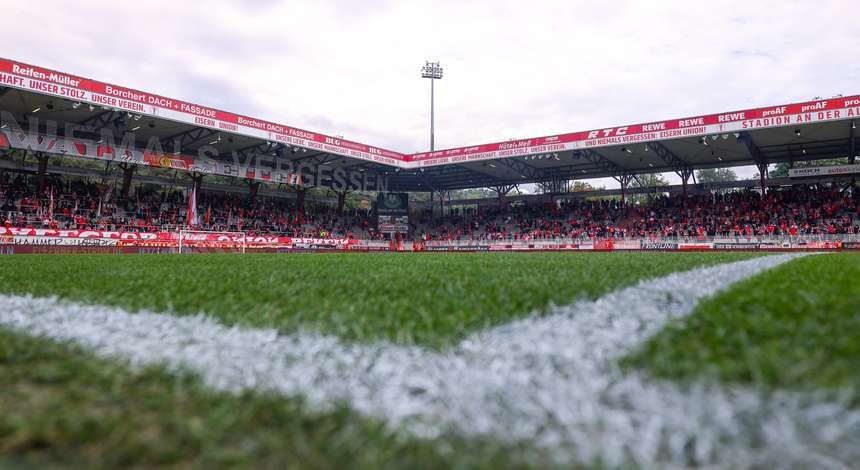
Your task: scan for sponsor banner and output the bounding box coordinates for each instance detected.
[0,227,159,239]
[0,58,406,166]
[796,241,841,249]
[378,216,409,234]
[678,243,713,250]
[0,228,351,249]
[789,164,860,178]
[412,98,860,167]
[713,242,761,250]
[13,236,119,246]
[0,234,13,255]
[640,242,679,250]
[426,245,453,251]
[758,242,792,249]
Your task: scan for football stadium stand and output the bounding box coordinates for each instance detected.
[0,56,858,253]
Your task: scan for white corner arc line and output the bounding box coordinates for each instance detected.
[1,254,858,468]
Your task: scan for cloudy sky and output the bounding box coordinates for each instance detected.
[4,0,858,187]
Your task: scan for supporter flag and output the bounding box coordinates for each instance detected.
[204,204,211,226]
[47,189,54,222]
[186,184,199,226]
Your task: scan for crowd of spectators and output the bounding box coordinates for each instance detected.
[2,172,858,241]
[0,174,378,239]
[415,188,860,241]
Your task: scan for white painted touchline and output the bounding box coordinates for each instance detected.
[1,254,858,468]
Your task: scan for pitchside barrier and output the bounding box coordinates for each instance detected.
[0,227,858,254]
[178,230,247,254]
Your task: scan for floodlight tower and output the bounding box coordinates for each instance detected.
[421,61,443,151]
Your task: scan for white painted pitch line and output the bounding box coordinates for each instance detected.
[1,254,859,469]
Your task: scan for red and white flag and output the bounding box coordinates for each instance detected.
[186,184,199,226]
[47,188,54,221]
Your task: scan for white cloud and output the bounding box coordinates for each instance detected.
[3,0,857,188]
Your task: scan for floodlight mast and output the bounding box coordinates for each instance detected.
[421,61,443,151]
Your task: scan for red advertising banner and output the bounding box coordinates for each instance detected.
[411,97,860,166]
[0,58,406,166]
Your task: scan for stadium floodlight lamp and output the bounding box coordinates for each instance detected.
[795,129,801,137]
[421,61,443,151]
[72,101,81,109]
[209,134,222,145]
[421,61,443,79]
[853,120,857,129]
[31,107,41,113]
[622,147,632,154]
[131,126,141,132]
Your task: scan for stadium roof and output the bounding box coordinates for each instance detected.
[1,57,858,191]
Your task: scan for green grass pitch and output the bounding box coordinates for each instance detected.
[0,252,857,468]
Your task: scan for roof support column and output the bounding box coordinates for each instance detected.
[757,162,768,196]
[850,120,856,195]
[335,190,349,215]
[850,119,856,164]
[613,174,634,206]
[739,132,768,196]
[120,163,136,200]
[36,153,48,194]
[678,168,693,201]
[248,180,261,205]
[296,187,307,216]
[492,184,515,209]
